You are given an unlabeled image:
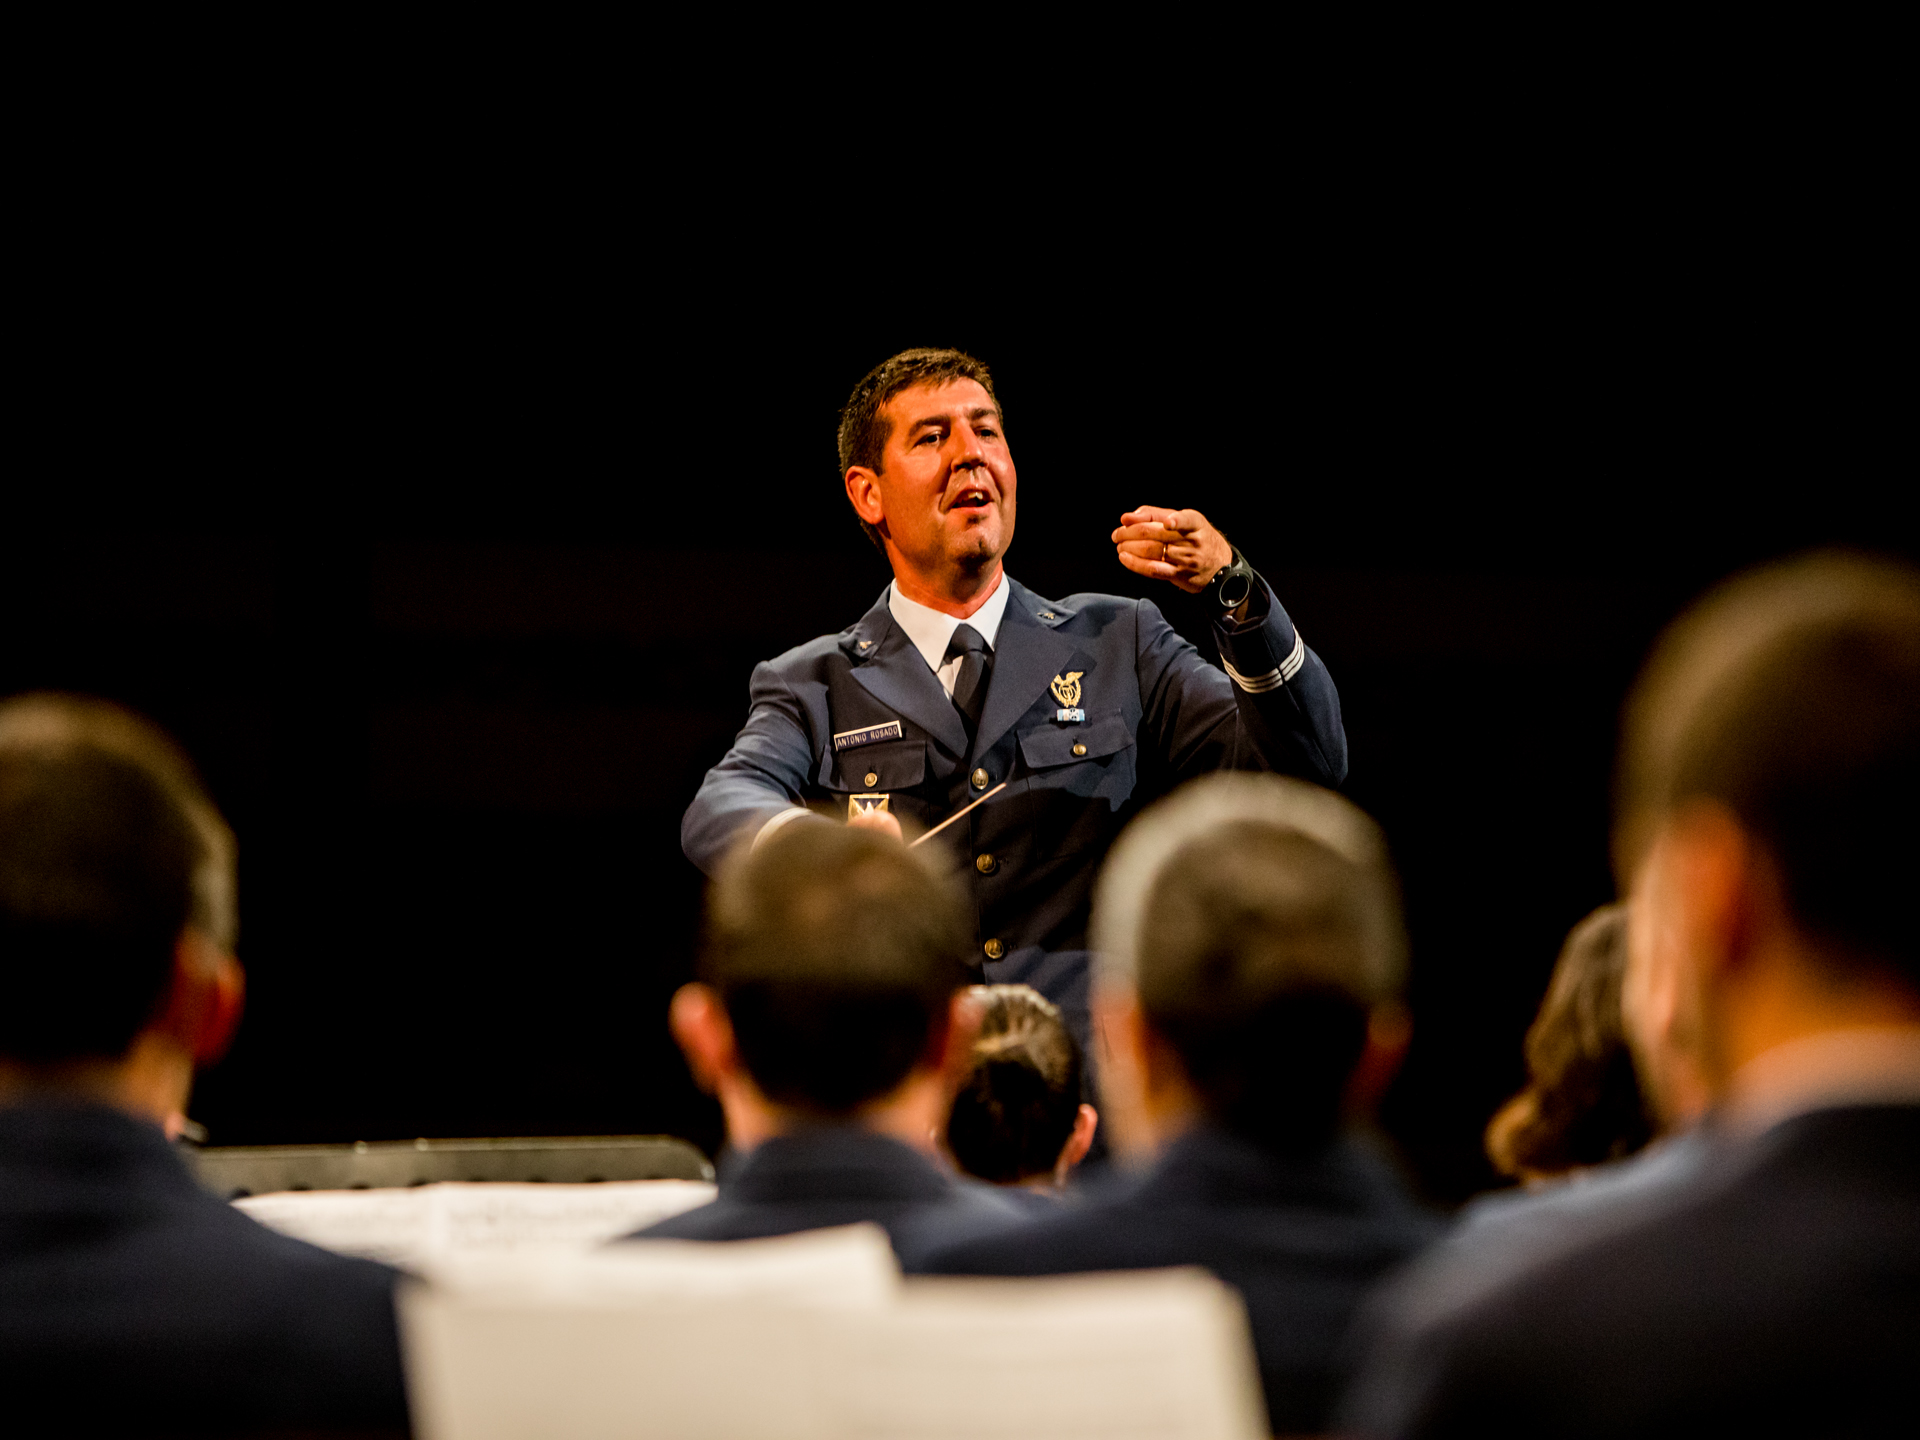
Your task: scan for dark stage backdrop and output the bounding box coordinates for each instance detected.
[6,291,1905,1204]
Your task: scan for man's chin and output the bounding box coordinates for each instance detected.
[952,535,1008,572]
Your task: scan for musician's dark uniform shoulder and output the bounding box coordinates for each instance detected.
[682,571,1345,1040]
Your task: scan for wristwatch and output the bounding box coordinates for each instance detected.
[1207,548,1257,614]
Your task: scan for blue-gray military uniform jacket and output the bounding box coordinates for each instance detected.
[681,570,1346,1042]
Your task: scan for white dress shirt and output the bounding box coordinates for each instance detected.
[887,573,1012,698]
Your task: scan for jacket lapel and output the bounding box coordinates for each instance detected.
[971,580,1079,760]
[847,589,971,761]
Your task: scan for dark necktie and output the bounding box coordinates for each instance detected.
[945,622,993,741]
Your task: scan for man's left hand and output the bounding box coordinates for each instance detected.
[1111,507,1234,594]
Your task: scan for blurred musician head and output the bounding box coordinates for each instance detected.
[1090,773,1410,1162]
[945,984,1098,1192]
[671,820,976,1155]
[0,694,242,1133]
[1615,551,1920,1114]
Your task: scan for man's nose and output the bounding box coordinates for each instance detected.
[949,424,988,468]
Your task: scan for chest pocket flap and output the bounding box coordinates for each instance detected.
[1018,711,1136,770]
[818,736,927,791]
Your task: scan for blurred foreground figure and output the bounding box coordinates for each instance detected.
[627,822,1023,1266]
[1342,553,1920,1438]
[1484,905,1653,1183]
[1346,902,1714,1380]
[925,773,1438,1435]
[0,696,407,1435]
[944,984,1098,1204]
[1447,902,1713,1246]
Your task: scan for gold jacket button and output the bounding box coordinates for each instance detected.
[971,767,990,789]
[975,853,997,875]
[864,771,878,788]
[1072,742,1088,757]
[983,938,1004,960]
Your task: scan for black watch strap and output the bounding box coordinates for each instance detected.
[1208,548,1257,613]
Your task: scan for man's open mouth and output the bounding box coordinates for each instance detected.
[948,484,993,511]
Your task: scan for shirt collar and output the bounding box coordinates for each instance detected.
[887,572,1011,676]
[1724,1025,1920,1137]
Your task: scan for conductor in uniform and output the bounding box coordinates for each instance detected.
[682,348,1347,1045]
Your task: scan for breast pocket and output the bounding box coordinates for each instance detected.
[817,737,928,796]
[1018,711,1138,853]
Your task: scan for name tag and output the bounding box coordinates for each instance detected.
[833,720,904,753]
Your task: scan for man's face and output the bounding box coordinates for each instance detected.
[852,378,1017,582]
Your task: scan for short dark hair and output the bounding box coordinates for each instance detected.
[1096,777,1405,1154]
[700,821,973,1114]
[1485,905,1651,1179]
[837,348,1001,553]
[0,695,236,1062]
[1136,822,1396,1153]
[1616,552,1920,987]
[946,985,1084,1185]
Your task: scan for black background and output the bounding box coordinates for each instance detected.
[9,150,1905,1204]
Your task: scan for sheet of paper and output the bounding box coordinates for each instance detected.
[400,1250,1263,1440]
[235,1179,717,1269]
[831,1270,1268,1440]
[234,1189,429,1268]
[401,1225,901,1440]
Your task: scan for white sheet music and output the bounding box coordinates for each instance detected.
[833,1271,1268,1440]
[235,1179,717,1269]
[402,1225,902,1440]
[399,1246,1265,1440]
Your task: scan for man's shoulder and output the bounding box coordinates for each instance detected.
[1425,1109,1920,1356]
[918,1187,1165,1276]
[1352,1114,1920,1433]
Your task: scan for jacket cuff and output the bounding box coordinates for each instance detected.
[1215,575,1307,694]
[752,805,816,847]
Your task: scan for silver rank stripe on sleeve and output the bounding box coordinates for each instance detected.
[1222,630,1306,694]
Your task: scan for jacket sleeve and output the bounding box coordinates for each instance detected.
[680,661,820,875]
[1136,572,1348,787]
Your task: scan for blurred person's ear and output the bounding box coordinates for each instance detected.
[110,931,245,1131]
[1344,1003,1412,1119]
[1624,893,1714,1130]
[935,989,986,1095]
[149,930,245,1068]
[1092,983,1201,1162]
[1092,983,1153,1160]
[669,983,740,1094]
[1634,802,1758,1090]
[1053,1104,1099,1184]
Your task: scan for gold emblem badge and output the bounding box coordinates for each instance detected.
[848,793,891,819]
[1049,671,1085,707]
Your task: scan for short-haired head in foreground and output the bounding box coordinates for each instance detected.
[1485,904,1652,1181]
[699,820,974,1114]
[1617,551,1920,989]
[838,347,1001,552]
[1092,773,1407,1155]
[0,694,236,1064]
[946,984,1095,1186]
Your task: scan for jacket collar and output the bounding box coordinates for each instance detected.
[0,1099,201,1197]
[841,588,969,760]
[723,1126,956,1205]
[1135,1123,1428,1219]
